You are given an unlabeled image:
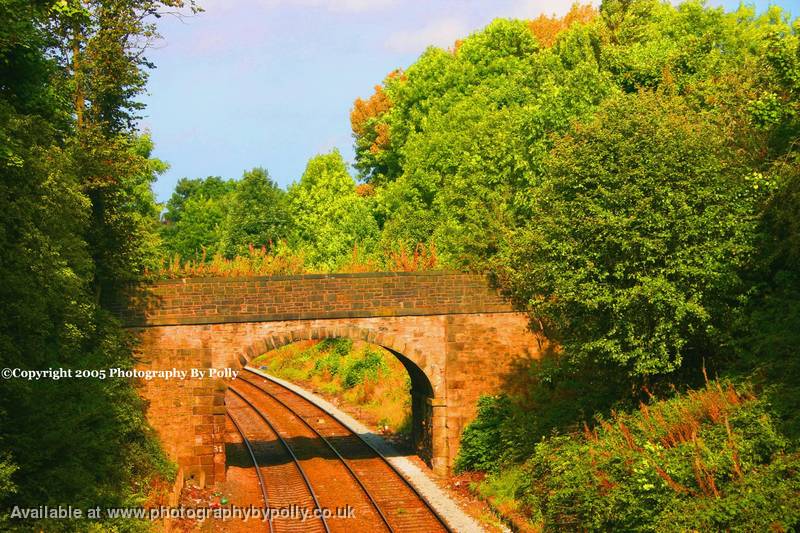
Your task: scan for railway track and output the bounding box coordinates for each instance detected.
[223,368,451,532]
[226,389,328,532]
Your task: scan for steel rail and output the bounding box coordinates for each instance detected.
[224,411,274,533]
[242,367,452,532]
[237,374,394,532]
[227,386,331,533]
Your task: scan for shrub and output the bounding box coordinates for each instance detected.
[342,348,386,389]
[477,466,531,518]
[148,244,306,279]
[519,381,800,531]
[318,338,353,357]
[499,92,764,376]
[455,395,514,473]
[311,338,353,378]
[0,456,16,529]
[455,356,635,468]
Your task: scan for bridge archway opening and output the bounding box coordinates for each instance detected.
[237,330,437,466]
[384,347,434,464]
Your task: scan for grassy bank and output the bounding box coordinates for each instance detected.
[251,338,412,435]
[459,379,800,531]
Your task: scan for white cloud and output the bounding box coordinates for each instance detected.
[302,0,397,12]
[198,0,397,14]
[505,0,600,19]
[384,17,469,53]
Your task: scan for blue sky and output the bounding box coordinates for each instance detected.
[139,0,798,202]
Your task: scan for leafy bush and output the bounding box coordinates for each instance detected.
[455,395,514,473]
[342,348,387,389]
[499,91,764,377]
[518,381,800,531]
[455,355,637,470]
[312,338,353,377]
[0,455,16,528]
[318,338,353,357]
[476,466,530,518]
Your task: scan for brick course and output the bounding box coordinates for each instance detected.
[114,271,512,327]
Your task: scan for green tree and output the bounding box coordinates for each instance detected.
[219,167,293,257]
[0,0,187,528]
[163,175,235,224]
[354,17,610,266]
[499,91,763,376]
[161,176,236,260]
[288,150,379,269]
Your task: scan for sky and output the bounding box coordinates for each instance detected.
[139,0,798,202]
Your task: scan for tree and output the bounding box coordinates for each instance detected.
[163,175,235,224]
[0,0,187,526]
[288,150,379,269]
[219,167,293,257]
[161,176,236,260]
[498,91,763,376]
[355,17,608,266]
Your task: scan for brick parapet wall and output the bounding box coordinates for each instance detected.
[115,271,514,327]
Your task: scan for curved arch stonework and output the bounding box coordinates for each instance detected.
[237,325,446,466]
[121,273,543,484]
[237,325,444,395]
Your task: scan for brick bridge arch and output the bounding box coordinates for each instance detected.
[116,272,543,484]
[237,325,441,465]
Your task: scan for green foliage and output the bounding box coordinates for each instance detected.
[500,91,761,376]
[310,339,389,389]
[0,455,17,528]
[520,382,800,532]
[728,22,800,443]
[475,466,530,520]
[0,0,187,529]
[655,454,800,532]
[313,340,350,377]
[268,337,390,391]
[341,348,387,389]
[358,17,611,266]
[160,176,236,260]
[80,132,169,292]
[455,395,514,473]
[318,337,354,358]
[220,168,292,257]
[219,167,294,257]
[349,0,800,376]
[435,3,800,530]
[287,150,379,270]
[456,355,636,474]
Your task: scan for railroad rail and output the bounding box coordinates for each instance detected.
[225,410,274,533]
[223,367,452,532]
[226,387,329,532]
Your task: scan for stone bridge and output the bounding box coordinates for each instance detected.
[117,272,543,484]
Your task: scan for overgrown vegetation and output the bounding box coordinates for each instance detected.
[4,0,800,530]
[252,339,412,434]
[472,381,800,531]
[392,1,800,530]
[148,241,439,279]
[0,0,195,530]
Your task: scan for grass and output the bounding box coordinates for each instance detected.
[476,466,542,532]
